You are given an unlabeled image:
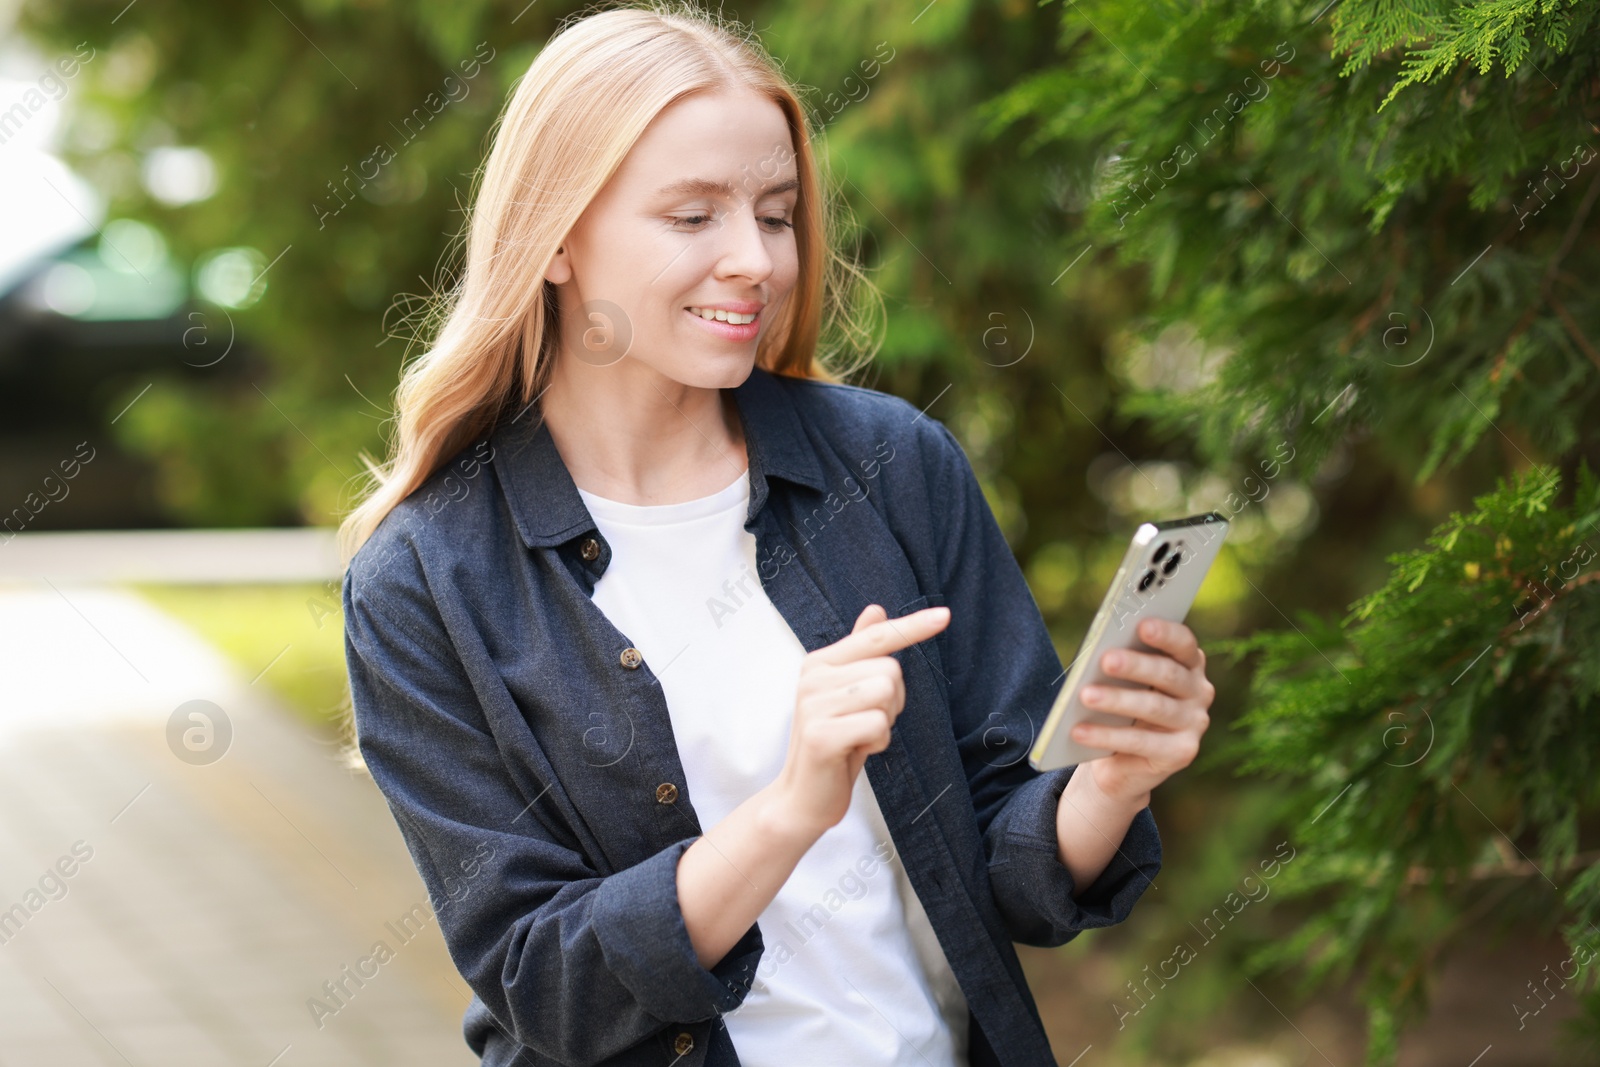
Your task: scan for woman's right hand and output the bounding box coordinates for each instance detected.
[768,603,952,839]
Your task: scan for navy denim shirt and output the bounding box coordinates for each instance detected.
[341,365,1162,1067]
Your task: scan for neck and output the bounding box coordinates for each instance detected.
[539,356,748,506]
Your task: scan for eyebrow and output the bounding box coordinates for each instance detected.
[654,176,800,199]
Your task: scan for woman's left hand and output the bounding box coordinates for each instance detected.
[1069,617,1215,805]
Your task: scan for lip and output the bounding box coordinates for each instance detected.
[684,306,761,342]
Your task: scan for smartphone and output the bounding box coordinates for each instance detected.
[1029,512,1230,771]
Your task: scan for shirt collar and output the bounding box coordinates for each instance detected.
[491,363,829,549]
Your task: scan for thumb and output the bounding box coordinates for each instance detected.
[852,603,886,634]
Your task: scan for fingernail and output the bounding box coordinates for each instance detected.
[1082,687,1100,704]
[1105,652,1122,670]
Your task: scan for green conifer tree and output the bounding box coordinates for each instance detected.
[988,1,1600,1061]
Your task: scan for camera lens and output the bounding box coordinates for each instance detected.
[1138,569,1157,592]
[1151,541,1170,564]
[1162,551,1182,575]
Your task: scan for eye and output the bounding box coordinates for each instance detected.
[669,212,795,231]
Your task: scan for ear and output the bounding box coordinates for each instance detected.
[545,242,572,285]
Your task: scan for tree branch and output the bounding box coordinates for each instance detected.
[1488,171,1600,384]
[1405,848,1600,886]
[1549,291,1600,372]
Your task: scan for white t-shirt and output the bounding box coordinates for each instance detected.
[576,464,970,1067]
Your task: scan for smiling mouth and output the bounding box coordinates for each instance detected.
[684,306,761,324]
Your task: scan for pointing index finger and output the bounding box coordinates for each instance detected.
[815,606,950,665]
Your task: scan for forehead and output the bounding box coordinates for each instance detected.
[612,89,798,197]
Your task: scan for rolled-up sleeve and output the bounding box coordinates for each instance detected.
[343,550,763,1065]
[983,765,1162,947]
[915,416,1162,948]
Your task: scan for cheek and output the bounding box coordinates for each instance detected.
[656,245,720,298]
[776,230,801,275]
[769,239,802,298]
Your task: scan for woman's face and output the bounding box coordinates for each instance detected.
[547,88,801,390]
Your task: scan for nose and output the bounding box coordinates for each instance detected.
[712,204,776,285]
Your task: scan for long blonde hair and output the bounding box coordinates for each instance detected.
[336,0,880,567]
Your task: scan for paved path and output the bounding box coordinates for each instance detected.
[0,529,340,584]
[0,581,478,1066]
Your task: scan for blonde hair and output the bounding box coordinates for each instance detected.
[336,0,880,567]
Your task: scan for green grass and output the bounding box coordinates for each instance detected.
[127,581,352,734]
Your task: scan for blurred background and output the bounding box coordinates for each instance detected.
[1,0,1597,1064]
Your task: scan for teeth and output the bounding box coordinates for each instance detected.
[687,307,757,324]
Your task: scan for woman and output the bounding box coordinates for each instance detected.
[338,4,1215,1066]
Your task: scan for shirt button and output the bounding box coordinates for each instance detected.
[673,1032,694,1056]
[580,537,601,561]
[620,646,643,669]
[656,782,678,804]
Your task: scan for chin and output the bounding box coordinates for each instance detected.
[670,354,758,391]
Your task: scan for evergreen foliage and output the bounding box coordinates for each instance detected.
[990,0,1600,1060]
